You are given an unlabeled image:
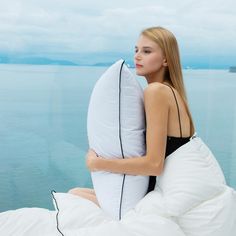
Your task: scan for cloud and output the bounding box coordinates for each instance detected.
[0,0,235,59]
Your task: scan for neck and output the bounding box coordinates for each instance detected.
[145,67,166,84]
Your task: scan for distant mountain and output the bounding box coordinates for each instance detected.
[91,62,114,67]
[0,53,232,69]
[91,60,135,68]
[0,56,77,66]
[0,55,9,64]
[229,66,236,73]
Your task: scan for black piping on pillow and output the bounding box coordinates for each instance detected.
[118,60,126,220]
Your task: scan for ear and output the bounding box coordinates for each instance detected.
[163,59,168,67]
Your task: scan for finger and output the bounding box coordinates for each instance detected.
[88,148,98,156]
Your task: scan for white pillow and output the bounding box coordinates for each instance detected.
[156,136,226,216]
[178,186,236,236]
[87,59,149,220]
[52,192,111,230]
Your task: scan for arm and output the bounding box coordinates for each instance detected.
[87,83,170,176]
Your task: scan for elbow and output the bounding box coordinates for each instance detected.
[153,164,164,176]
[146,157,164,176]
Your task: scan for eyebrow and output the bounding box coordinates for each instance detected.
[135,46,153,49]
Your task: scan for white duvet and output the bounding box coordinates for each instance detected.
[1,136,236,236]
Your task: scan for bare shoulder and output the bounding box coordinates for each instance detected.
[144,82,171,103]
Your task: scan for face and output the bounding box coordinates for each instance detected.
[134,34,167,78]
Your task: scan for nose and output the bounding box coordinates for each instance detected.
[134,51,141,61]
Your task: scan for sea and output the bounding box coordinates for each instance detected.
[0,64,235,212]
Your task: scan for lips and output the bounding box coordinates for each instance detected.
[135,64,143,68]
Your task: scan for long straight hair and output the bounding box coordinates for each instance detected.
[141,26,195,135]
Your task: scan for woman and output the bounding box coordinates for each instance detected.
[68,26,195,205]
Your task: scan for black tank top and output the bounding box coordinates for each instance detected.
[146,84,191,193]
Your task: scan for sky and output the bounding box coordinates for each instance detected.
[0,0,235,68]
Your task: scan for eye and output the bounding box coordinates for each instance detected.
[144,50,151,54]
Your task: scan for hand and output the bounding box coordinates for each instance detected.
[86,149,100,172]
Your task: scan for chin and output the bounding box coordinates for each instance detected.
[135,70,146,76]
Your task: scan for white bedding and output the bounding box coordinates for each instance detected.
[0,194,186,236]
[1,137,236,236]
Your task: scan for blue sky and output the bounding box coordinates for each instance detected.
[0,0,235,68]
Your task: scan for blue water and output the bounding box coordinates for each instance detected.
[0,64,235,212]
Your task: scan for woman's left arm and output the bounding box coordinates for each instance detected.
[86,149,154,176]
[86,84,170,176]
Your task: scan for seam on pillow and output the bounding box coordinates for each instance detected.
[51,190,65,236]
[118,60,126,221]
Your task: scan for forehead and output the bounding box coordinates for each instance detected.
[135,35,159,49]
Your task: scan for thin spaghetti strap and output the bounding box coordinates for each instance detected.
[164,84,183,138]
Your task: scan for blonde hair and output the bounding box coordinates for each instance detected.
[141,26,195,135]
